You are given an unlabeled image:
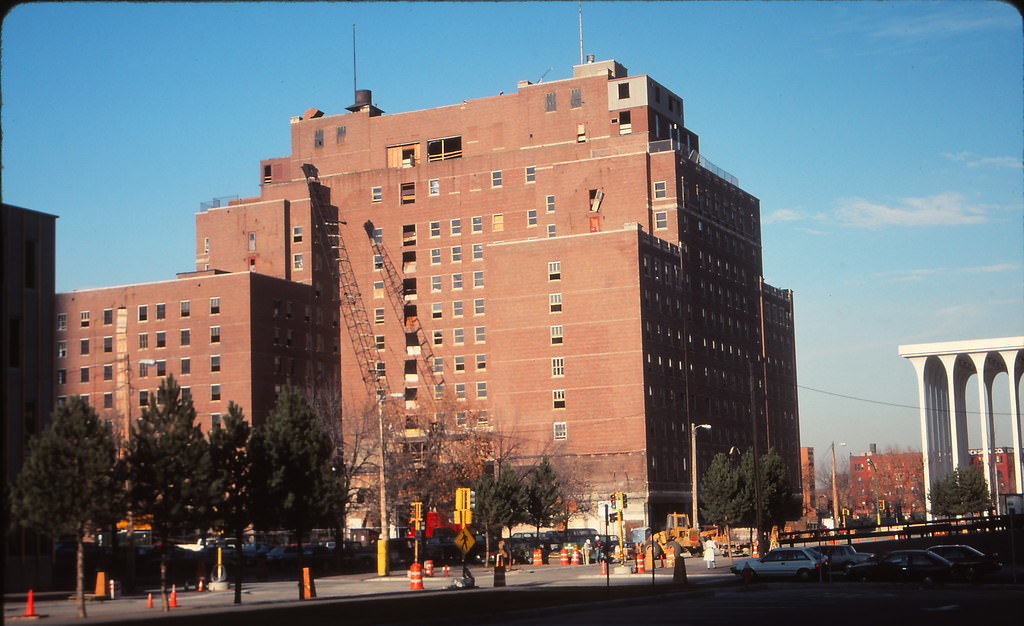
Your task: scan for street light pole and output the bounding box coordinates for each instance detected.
[831,441,846,527]
[691,423,711,530]
[376,392,403,577]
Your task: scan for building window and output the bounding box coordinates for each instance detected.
[547,224,557,238]
[453,301,464,317]
[374,254,384,270]
[103,364,113,381]
[476,354,487,371]
[80,367,90,383]
[452,273,463,289]
[472,216,483,233]
[336,125,346,143]
[180,300,191,317]
[210,326,221,343]
[210,297,221,314]
[654,181,667,199]
[553,390,566,409]
[454,328,465,345]
[203,237,210,254]
[211,385,221,401]
[401,182,416,204]
[103,393,113,409]
[375,335,385,350]
[451,246,463,262]
[103,336,113,353]
[553,421,567,439]
[429,248,441,265]
[550,325,564,344]
[454,355,465,372]
[549,293,563,313]
[431,276,442,292]
[476,381,488,399]
[429,179,440,196]
[618,82,630,99]
[181,387,191,402]
[655,211,668,229]
[433,329,443,346]
[181,357,191,375]
[180,329,191,346]
[372,186,383,202]
[545,92,556,112]
[434,384,445,399]
[248,232,257,251]
[454,383,466,399]
[473,271,484,288]
[293,226,303,243]
[570,87,582,108]
[432,356,443,373]
[211,355,221,372]
[432,303,443,319]
[57,369,66,385]
[80,339,90,355]
[293,253,304,269]
[546,195,556,213]
[80,311,90,327]
[552,357,565,377]
[474,326,486,343]
[474,298,485,315]
[374,308,385,324]
[430,221,441,237]
[103,309,113,325]
[492,214,504,231]
[618,110,632,134]
[451,218,462,235]
[548,261,561,280]
[139,390,149,406]
[138,305,148,322]
[138,333,148,349]
[527,209,538,226]
[57,341,67,358]
[491,171,503,187]
[156,331,166,348]
[472,243,483,260]
[57,313,67,331]
[525,166,536,183]
[426,136,462,161]
[314,128,324,148]
[156,360,166,376]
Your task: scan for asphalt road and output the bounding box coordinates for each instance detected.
[7,559,1022,625]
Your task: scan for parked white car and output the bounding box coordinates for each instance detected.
[730,547,828,581]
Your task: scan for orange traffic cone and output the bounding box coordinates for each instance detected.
[147,593,153,608]
[169,585,178,608]
[24,589,36,617]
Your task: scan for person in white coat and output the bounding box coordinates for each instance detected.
[703,538,717,569]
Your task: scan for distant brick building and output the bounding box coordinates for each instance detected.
[850,448,926,521]
[969,447,1018,495]
[53,58,800,530]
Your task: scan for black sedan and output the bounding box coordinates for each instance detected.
[848,549,954,584]
[926,545,1002,581]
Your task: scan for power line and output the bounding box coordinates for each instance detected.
[798,384,1016,417]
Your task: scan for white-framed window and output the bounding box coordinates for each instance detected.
[553,390,566,409]
[155,331,166,348]
[453,300,464,317]
[451,218,462,235]
[432,303,443,319]
[156,303,166,320]
[430,248,441,265]
[472,243,484,260]
[210,355,221,372]
[429,179,440,196]
[138,333,148,349]
[211,384,221,401]
[474,298,485,315]
[371,227,383,243]
[375,335,386,350]
[57,313,68,331]
[433,357,444,373]
[433,329,443,346]
[57,341,67,358]
[210,326,221,343]
[103,308,113,325]
[430,221,441,237]
[156,360,167,376]
[248,231,257,251]
[293,253,304,269]
[57,368,66,385]
[138,305,148,322]
[455,383,466,399]
[476,354,487,370]
[654,181,667,199]
[472,216,483,233]
[527,209,538,226]
[451,246,463,262]
[546,195,556,213]
[551,357,565,377]
[374,280,385,298]
[103,364,113,381]
[103,336,113,353]
[292,226,303,243]
[491,171,503,187]
[180,329,191,346]
[553,421,567,439]
[434,384,445,399]
[80,338,90,355]
[452,273,463,289]
[79,311,90,327]
[548,261,561,280]
[374,308,385,324]
[492,214,504,231]
[372,186,383,202]
[473,271,484,288]
[431,275,442,292]
[454,328,465,345]
[80,366,90,383]
[454,355,465,372]
[547,224,557,238]
[210,297,221,314]
[476,381,488,399]
[550,293,563,312]
[180,300,191,317]
[525,166,536,183]
[550,325,564,344]
[655,211,668,229]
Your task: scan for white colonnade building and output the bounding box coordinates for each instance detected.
[898,337,1023,514]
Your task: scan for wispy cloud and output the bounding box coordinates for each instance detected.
[832,192,987,228]
[763,209,803,224]
[942,151,1022,169]
[870,13,1010,40]
[877,263,1021,283]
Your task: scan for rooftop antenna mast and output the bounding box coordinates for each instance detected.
[352,24,358,97]
[578,0,584,64]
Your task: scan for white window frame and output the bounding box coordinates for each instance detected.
[553,421,567,439]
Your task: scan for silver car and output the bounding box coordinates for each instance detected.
[731,547,828,581]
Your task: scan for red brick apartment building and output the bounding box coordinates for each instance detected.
[969,447,1018,495]
[54,58,799,528]
[850,449,926,521]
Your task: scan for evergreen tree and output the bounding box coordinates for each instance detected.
[929,467,991,517]
[736,448,792,532]
[123,375,212,612]
[523,457,560,539]
[473,464,526,560]
[249,387,333,599]
[207,402,253,604]
[699,452,744,529]
[11,397,121,619]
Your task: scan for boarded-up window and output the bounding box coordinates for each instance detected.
[426,136,462,161]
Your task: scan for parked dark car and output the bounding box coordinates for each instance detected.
[926,545,1002,581]
[815,544,873,573]
[848,549,954,584]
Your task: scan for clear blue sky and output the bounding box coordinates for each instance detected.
[4,1,1022,467]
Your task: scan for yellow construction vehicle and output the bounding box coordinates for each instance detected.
[648,512,702,557]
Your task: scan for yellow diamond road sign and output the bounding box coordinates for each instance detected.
[455,528,475,555]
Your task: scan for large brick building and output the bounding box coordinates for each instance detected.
[54,58,800,530]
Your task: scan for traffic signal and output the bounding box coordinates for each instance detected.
[607,511,621,523]
[621,493,628,509]
[410,502,423,530]
[610,493,618,511]
[878,499,885,511]
[469,490,477,510]
[455,487,470,511]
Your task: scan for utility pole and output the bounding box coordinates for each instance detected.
[831,441,846,527]
[691,423,711,530]
[749,362,763,555]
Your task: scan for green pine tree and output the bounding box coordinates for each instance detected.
[523,457,561,541]
[699,452,744,529]
[929,467,991,517]
[11,397,121,619]
[207,402,253,604]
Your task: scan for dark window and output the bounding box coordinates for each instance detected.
[545,92,556,112]
[401,182,416,204]
[8,319,20,367]
[570,88,582,108]
[426,136,462,161]
[618,82,630,99]
[314,128,324,148]
[24,240,36,288]
[103,309,113,325]
[336,126,346,143]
